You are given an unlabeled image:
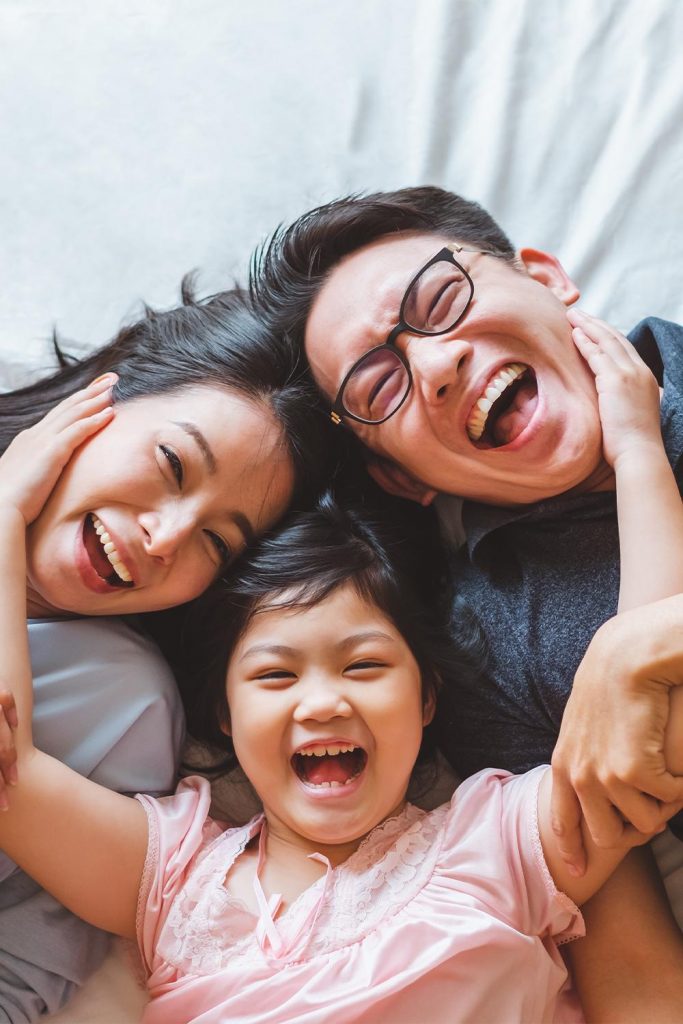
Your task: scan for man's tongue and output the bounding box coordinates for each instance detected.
[304,755,352,786]
[490,379,538,446]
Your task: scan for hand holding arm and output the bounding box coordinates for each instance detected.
[550,596,683,876]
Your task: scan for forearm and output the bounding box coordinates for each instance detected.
[569,848,683,1023]
[616,446,683,611]
[0,506,34,750]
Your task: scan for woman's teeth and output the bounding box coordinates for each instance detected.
[90,514,133,583]
[466,362,527,441]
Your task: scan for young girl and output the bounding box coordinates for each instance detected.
[0,376,669,1024]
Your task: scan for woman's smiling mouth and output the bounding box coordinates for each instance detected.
[82,514,135,587]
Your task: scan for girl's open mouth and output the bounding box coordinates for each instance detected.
[292,744,367,788]
[82,514,134,588]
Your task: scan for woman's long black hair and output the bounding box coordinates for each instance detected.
[1,281,339,672]
[180,489,484,781]
[0,280,332,510]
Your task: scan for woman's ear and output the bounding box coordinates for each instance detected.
[518,248,580,306]
[422,684,437,727]
[367,455,437,507]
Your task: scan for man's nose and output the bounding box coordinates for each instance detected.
[139,506,196,564]
[406,335,472,406]
[292,680,353,723]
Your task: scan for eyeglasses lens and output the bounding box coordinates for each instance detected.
[342,259,472,423]
[343,347,410,423]
[403,259,472,333]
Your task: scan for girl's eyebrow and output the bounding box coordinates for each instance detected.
[239,631,395,664]
[239,643,299,663]
[336,630,395,651]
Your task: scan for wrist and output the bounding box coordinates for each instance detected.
[612,438,669,476]
[0,504,27,533]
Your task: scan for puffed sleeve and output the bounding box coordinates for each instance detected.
[442,766,584,944]
[135,777,216,977]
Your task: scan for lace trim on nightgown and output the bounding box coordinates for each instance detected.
[160,801,449,975]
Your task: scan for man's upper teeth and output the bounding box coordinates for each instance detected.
[466,363,526,441]
[298,743,357,757]
[90,514,133,583]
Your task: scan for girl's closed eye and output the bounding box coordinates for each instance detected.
[346,658,388,673]
[253,667,298,684]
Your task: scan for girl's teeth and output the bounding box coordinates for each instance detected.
[90,515,133,583]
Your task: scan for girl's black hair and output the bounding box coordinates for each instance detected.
[180,489,484,785]
[0,280,332,512]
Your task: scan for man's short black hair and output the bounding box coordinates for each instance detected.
[251,186,516,351]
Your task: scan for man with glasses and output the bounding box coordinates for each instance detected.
[254,185,683,1018]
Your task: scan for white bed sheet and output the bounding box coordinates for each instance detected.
[1,1,683,1020]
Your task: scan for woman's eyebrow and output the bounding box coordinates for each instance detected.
[172,419,255,545]
[173,420,217,473]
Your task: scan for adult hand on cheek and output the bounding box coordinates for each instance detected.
[550,595,683,876]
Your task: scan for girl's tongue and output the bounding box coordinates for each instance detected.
[294,748,367,787]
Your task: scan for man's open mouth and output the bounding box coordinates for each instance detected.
[292,743,367,788]
[82,514,134,588]
[466,362,538,448]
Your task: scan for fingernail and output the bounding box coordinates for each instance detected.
[91,373,117,386]
[0,796,8,812]
[8,765,17,786]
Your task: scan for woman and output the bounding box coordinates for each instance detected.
[0,284,329,1021]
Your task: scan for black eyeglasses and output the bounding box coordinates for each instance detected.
[330,243,495,426]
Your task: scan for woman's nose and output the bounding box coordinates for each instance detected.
[138,507,196,564]
[406,335,472,405]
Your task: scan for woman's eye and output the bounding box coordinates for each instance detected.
[206,531,232,566]
[347,660,385,672]
[159,444,183,487]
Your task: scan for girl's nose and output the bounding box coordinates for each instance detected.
[292,682,353,723]
[406,335,472,406]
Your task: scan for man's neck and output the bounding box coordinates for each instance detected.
[564,459,616,498]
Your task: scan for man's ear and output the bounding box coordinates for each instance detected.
[518,248,580,306]
[366,456,437,507]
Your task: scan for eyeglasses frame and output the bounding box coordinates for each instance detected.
[330,242,496,427]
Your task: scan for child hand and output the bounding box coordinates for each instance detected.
[568,309,662,469]
[0,375,116,525]
[0,691,18,810]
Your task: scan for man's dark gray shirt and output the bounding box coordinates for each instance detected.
[448,317,683,778]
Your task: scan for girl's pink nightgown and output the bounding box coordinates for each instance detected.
[136,766,585,1023]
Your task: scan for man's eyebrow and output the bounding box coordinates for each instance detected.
[173,420,217,474]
